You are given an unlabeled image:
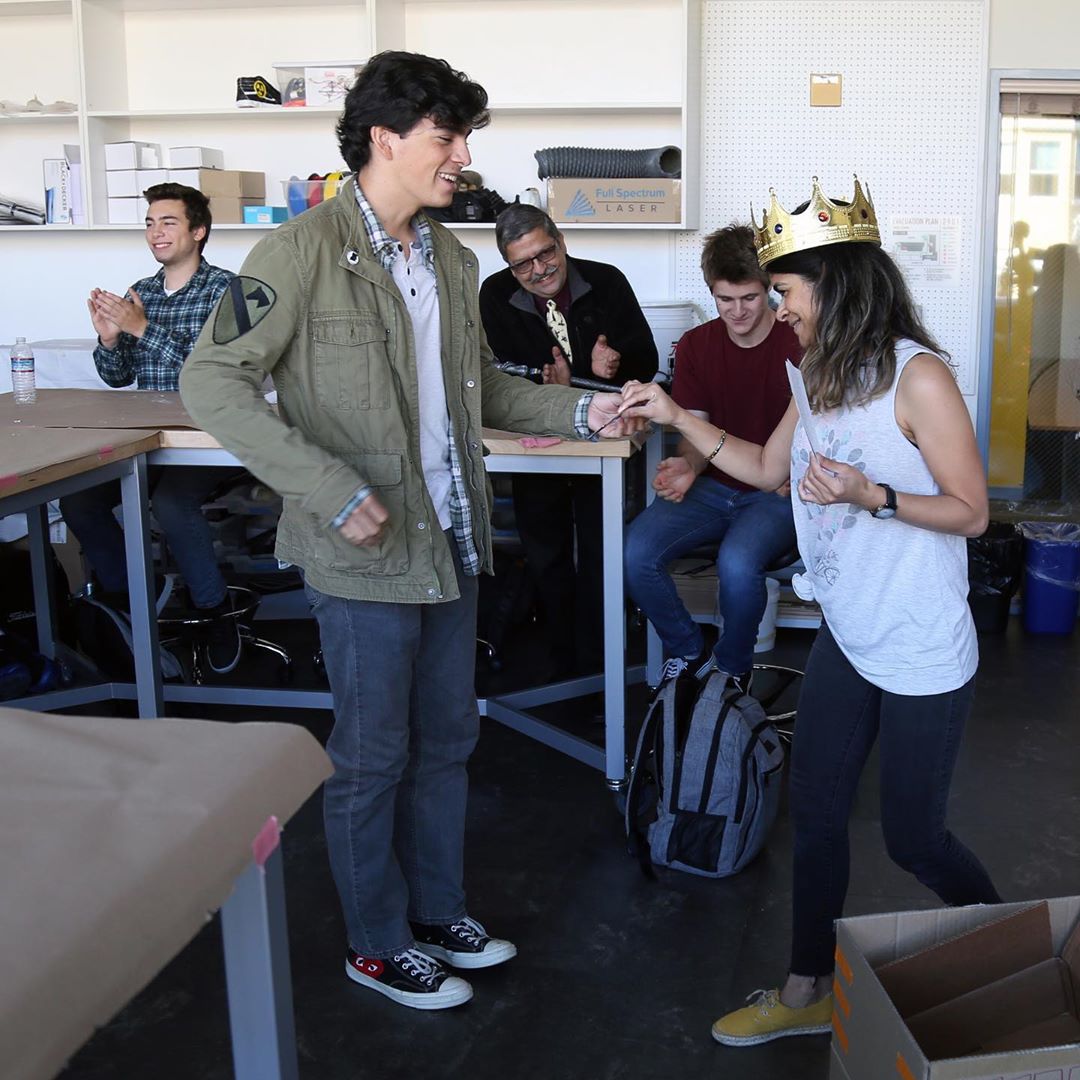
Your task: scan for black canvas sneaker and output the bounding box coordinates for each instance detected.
[410,916,517,970]
[345,947,472,1010]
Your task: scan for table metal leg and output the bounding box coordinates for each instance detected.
[120,455,164,717]
[601,457,627,789]
[221,847,300,1080]
[642,426,664,687]
[26,504,57,660]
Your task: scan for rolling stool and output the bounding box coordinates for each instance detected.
[158,585,292,685]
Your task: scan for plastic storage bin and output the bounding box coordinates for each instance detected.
[281,174,349,218]
[1019,521,1080,634]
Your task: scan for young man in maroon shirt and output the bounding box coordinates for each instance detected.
[625,224,801,688]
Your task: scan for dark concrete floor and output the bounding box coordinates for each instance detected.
[56,615,1080,1080]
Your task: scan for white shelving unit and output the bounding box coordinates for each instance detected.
[1,0,699,231]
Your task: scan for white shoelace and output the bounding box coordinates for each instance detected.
[449,916,487,947]
[393,948,441,986]
[660,656,690,682]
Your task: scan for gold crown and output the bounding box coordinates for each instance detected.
[751,175,880,267]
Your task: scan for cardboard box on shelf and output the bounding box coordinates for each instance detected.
[830,897,1080,1080]
[42,159,71,224]
[242,205,288,225]
[167,169,265,199]
[107,197,148,225]
[208,197,264,224]
[168,146,225,170]
[546,178,681,224]
[104,141,161,170]
[138,169,168,189]
[105,170,138,198]
[63,144,85,227]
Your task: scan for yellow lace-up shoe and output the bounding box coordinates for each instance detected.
[711,988,833,1046]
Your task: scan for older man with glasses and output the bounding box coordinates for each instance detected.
[479,204,658,680]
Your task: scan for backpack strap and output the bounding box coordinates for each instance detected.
[625,674,702,879]
[666,674,709,814]
[625,686,666,879]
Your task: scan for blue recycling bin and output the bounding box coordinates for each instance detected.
[1019,522,1080,634]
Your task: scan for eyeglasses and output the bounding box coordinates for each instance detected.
[507,240,560,277]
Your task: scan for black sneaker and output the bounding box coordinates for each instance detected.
[410,916,517,970]
[201,595,241,675]
[345,947,472,1010]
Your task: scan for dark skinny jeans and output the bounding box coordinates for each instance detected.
[789,622,1001,976]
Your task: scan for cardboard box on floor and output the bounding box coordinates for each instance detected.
[830,897,1080,1080]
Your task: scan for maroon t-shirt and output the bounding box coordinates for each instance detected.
[671,317,801,492]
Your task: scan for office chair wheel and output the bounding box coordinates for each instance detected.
[750,662,802,744]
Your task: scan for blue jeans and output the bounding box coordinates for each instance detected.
[59,465,233,609]
[304,533,480,958]
[624,476,796,675]
[789,623,1001,975]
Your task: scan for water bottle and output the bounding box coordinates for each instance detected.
[10,337,36,405]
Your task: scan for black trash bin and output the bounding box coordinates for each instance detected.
[967,522,1023,632]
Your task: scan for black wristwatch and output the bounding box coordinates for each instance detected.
[869,483,897,519]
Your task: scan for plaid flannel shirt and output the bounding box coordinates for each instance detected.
[93,259,235,389]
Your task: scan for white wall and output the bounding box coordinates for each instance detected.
[989,0,1080,68]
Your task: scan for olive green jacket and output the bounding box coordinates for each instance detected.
[180,178,584,603]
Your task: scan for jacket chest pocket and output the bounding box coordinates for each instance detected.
[312,314,390,411]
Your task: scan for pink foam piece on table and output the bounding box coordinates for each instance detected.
[518,436,562,449]
[252,815,280,867]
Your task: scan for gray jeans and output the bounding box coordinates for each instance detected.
[304,534,480,957]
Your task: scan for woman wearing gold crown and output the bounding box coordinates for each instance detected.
[620,177,1001,1047]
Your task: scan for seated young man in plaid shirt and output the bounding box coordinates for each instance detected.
[59,183,243,674]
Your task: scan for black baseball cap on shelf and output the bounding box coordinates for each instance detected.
[236,76,282,107]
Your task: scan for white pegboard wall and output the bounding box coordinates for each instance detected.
[677,0,987,394]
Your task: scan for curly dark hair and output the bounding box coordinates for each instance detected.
[700,223,769,288]
[142,183,212,253]
[336,51,490,173]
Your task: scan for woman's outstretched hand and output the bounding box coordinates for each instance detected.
[620,380,681,426]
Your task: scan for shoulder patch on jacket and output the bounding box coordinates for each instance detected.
[213,276,277,343]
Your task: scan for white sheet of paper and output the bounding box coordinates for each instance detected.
[785,360,821,457]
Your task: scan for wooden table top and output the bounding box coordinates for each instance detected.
[0,388,642,499]
[158,424,640,458]
[0,388,197,431]
[0,425,160,499]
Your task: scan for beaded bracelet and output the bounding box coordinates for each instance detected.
[706,430,728,461]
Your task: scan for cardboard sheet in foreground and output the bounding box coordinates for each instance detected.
[0,707,332,1080]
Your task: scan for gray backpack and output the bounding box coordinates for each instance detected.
[625,671,784,878]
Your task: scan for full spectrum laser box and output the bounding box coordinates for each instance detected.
[546,178,681,223]
[829,898,1080,1080]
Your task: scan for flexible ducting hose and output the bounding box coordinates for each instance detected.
[534,146,681,180]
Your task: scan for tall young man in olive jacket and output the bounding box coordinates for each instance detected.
[180,51,640,1011]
